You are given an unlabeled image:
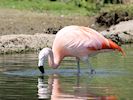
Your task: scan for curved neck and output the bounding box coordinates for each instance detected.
[48,49,60,68]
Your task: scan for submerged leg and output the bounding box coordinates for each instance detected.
[76,58,80,74]
[87,60,96,74]
[82,57,96,74]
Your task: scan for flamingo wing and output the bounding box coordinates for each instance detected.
[52,26,108,58]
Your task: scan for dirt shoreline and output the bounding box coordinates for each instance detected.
[0,9,94,35]
[0,33,55,54]
[101,20,133,44]
[0,9,94,54]
[0,9,133,54]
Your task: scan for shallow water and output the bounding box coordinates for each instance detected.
[0,44,133,100]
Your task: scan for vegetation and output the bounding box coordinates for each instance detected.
[0,0,133,25]
[0,0,133,16]
[0,0,89,15]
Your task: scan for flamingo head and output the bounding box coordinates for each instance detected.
[38,48,52,74]
[108,39,125,56]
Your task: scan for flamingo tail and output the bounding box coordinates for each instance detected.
[108,39,125,56]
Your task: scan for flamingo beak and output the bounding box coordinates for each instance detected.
[38,66,44,74]
[108,39,126,56]
[38,59,45,74]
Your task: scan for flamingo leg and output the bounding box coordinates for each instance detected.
[84,58,96,74]
[87,61,95,74]
[76,58,80,74]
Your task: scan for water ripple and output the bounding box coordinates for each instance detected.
[3,68,131,77]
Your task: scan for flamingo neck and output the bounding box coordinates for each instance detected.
[48,50,60,68]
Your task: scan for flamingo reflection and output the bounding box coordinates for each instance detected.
[37,75,52,99]
[37,74,117,100]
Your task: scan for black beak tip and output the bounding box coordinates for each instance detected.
[38,66,45,74]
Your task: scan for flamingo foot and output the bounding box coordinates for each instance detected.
[77,69,80,74]
[76,72,81,76]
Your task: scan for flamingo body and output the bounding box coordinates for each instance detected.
[38,25,125,74]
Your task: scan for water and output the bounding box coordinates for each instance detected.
[0,44,133,100]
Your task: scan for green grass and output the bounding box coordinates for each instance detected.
[0,0,133,17]
[0,0,89,15]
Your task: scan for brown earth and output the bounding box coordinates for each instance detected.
[0,8,133,54]
[0,8,96,54]
[0,8,95,35]
[101,20,133,44]
[96,11,132,27]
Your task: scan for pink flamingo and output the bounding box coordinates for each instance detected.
[38,25,125,74]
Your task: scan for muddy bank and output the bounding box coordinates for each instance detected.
[96,11,132,27]
[0,9,94,54]
[0,9,93,36]
[0,33,55,54]
[101,20,133,44]
[1,19,133,54]
[0,9,133,54]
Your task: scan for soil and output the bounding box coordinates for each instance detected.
[101,20,133,44]
[0,8,96,54]
[0,8,95,35]
[96,11,132,27]
[0,8,133,54]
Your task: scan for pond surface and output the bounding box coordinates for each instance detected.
[0,44,133,100]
